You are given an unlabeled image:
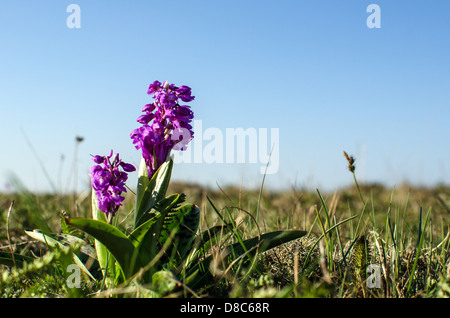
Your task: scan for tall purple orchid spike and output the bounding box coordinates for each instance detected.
[90,150,136,216]
[130,80,195,178]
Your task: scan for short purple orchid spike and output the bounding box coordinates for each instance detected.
[90,150,136,216]
[130,80,195,178]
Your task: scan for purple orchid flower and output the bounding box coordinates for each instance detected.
[130,81,195,178]
[90,150,136,216]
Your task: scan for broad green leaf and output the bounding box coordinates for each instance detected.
[67,218,139,279]
[154,193,186,214]
[24,229,96,280]
[134,158,173,228]
[91,189,114,284]
[91,189,108,223]
[159,204,200,266]
[128,193,184,248]
[134,157,150,227]
[150,157,173,206]
[175,204,200,262]
[25,229,73,248]
[127,213,162,248]
[132,193,186,269]
[26,230,96,259]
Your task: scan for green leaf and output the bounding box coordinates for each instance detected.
[91,189,115,285]
[134,158,150,227]
[127,212,163,248]
[25,229,80,249]
[66,218,139,279]
[175,204,200,262]
[131,193,186,271]
[160,204,200,266]
[154,192,186,214]
[24,229,96,280]
[134,158,173,228]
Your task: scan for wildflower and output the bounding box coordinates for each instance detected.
[176,85,195,102]
[147,80,162,95]
[90,150,136,216]
[130,81,195,178]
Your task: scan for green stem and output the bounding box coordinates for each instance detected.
[352,172,365,206]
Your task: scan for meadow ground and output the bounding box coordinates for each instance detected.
[1,180,449,298]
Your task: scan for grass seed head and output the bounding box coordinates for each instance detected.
[343,151,356,173]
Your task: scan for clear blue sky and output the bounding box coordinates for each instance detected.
[1,1,449,194]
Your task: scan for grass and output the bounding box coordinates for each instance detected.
[1,171,449,298]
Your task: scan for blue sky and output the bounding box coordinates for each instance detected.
[1,1,449,194]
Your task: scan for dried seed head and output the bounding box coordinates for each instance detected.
[75,136,84,143]
[343,150,356,173]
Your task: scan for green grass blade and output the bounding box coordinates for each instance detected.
[0,251,34,267]
[316,189,331,232]
[187,224,233,267]
[227,230,307,257]
[206,196,236,236]
[406,207,432,295]
[386,192,397,250]
[302,214,359,272]
[186,230,307,289]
